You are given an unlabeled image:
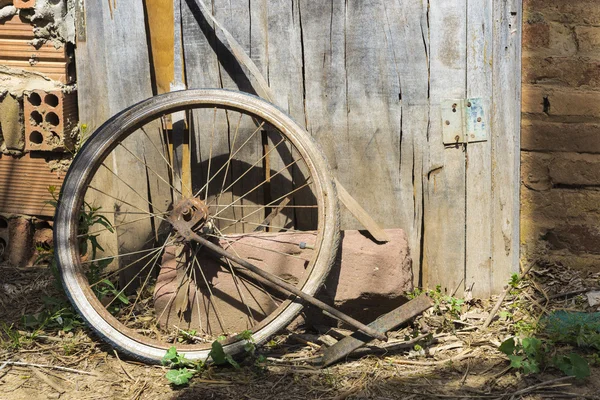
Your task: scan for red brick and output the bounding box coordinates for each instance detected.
[549,153,600,186]
[521,151,552,191]
[524,0,600,25]
[522,86,600,117]
[522,57,600,88]
[6,216,33,267]
[24,90,78,152]
[521,119,600,153]
[0,15,74,83]
[523,22,550,50]
[13,0,35,9]
[574,26,600,54]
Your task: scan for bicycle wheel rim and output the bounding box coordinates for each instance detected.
[54,89,339,363]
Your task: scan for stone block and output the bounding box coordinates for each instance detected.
[24,90,78,152]
[154,229,412,333]
[0,93,24,153]
[575,26,600,55]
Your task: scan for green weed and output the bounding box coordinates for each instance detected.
[162,329,259,386]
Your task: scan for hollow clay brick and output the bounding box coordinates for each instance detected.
[24,89,78,152]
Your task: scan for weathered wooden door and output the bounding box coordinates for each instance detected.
[76,0,521,297]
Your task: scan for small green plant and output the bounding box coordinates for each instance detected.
[23,186,119,335]
[499,336,590,379]
[0,322,28,350]
[499,336,544,374]
[426,285,465,319]
[162,330,258,386]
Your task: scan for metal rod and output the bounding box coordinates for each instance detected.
[189,233,387,341]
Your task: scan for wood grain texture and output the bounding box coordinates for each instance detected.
[75,0,521,294]
[380,0,430,284]
[466,0,493,297]
[145,0,175,94]
[76,0,171,274]
[423,0,467,295]
[491,0,522,291]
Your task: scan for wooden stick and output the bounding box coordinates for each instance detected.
[2,361,96,375]
[481,262,535,329]
[30,366,66,394]
[113,350,135,382]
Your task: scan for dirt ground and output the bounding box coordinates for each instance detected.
[1,261,600,400]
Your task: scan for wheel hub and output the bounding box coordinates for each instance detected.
[167,197,210,241]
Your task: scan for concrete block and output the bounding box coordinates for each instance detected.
[24,89,78,152]
[154,229,412,333]
[0,93,24,153]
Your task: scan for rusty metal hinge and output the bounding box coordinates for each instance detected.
[441,98,487,145]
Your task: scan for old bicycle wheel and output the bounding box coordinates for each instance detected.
[54,89,339,363]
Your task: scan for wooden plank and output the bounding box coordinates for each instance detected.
[145,0,175,94]
[465,0,493,297]
[490,0,522,291]
[339,0,403,230]
[76,1,170,277]
[298,0,347,232]
[423,0,467,295]
[380,0,430,285]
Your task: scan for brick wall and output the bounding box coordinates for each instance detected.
[521,0,600,271]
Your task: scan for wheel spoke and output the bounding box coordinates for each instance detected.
[212,159,303,217]
[101,163,166,214]
[192,121,265,199]
[209,137,287,205]
[141,126,191,196]
[78,213,167,238]
[189,245,227,334]
[125,233,173,322]
[210,215,300,233]
[118,143,183,196]
[87,185,168,224]
[215,179,312,232]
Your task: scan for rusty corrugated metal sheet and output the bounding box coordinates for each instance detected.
[0,154,64,217]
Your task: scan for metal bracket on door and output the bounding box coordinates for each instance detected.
[441,98,487,145]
